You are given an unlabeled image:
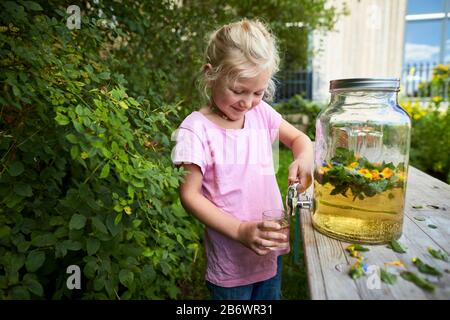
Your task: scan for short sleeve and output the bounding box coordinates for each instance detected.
[259,101,283,143]
[171,127,207,175]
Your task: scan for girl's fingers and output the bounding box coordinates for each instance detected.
[260,230,287,241]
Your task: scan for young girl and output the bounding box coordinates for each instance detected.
[172,19,313,300]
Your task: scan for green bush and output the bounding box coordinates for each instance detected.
[274,95,323,139]
[0,0,344,300]
[402,100,450,184]
[401,64,450,184]
[0,1,202,299]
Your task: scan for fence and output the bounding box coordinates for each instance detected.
[401,62,449,100]
[275,70,312,102]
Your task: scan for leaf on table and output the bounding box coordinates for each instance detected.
[412,257,443,276]
[427,224,438,229]
[400,271,436,292]
[426,205,440,210]
[427,247,449,262]
[380,268,397,285]
[384,260,406,268]
[413,216,426,221]
[346,244,370,252]
[388,240,407,253]
[349,261,367,280]
[412,205,423,209]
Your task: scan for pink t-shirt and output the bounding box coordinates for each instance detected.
[171,100,287,287]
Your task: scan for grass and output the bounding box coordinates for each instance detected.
[276,145,310,300]
[179,145,310,300]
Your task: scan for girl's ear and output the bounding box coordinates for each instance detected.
[203,63,213,74]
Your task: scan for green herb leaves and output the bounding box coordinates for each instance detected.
[315,147,405,200]
[388,240,407,253]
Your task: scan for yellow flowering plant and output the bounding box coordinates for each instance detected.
[315,147,406,201]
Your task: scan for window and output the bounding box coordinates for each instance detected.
[404,0,449,65]
[407,0,445,15]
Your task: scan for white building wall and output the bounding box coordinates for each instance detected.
[312,0,407,103]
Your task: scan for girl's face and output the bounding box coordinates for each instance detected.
[212,71,270,121]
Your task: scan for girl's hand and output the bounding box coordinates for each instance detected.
[237,221,288,256]
[287,158,313,193]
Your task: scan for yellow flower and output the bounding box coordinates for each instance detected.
[381,167,393,179]
[124,206,132,215]
[358,169,372,179]
[397,171,405,181]
[81,151,89,160]
[350,162,359,168]
[432,96,442,104]
[319,166,330,174]
[371,170,380,180]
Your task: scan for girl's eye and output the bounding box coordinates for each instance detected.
[255,92,264,96]
[231,89,243,94]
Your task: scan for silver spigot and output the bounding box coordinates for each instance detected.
[286,183,313,215]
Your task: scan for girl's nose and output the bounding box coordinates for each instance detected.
[239,96,252,109]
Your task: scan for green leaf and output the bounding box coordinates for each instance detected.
[10,286,30,299]
[346,244,370,252]
[118,101,128,109]
[13,182,33,197]
[413,216,426,221]
[70,146,80,160]
[65,134,78,144]
[427,224,437,229]
[69,214,86,230]
[428,247,449,262]
[9,161,25,176]
[25,251,45,272]
[31,234,57,247]
[119,269,134,287]
[55,114,70,125]
[0,225,12,238]
[98,72,110,80]
[388,240,407,253]
[400,271,436,292]
[26,278,44,297]
[87,238,101,255]
[91,217,108,234]
[380,268,397,285]
[22,1,43,11]
[412,205,423,209]
[412,257,442,276]
[63,240,82,251]
[99,163,110,179]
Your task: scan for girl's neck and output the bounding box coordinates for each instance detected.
[199,105,245,130]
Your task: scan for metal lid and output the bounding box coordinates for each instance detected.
[329,78,400,92]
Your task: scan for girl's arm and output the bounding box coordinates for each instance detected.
[179,163,286,255]
[278,118,314,193]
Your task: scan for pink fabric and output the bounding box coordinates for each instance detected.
[172,100,287,287]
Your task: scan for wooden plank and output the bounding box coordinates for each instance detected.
[301,166,450,300]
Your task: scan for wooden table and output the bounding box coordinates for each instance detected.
[301,166,450,300]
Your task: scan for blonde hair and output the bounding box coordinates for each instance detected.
[200,19,280,101]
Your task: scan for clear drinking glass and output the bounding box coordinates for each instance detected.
[262,209,290,250]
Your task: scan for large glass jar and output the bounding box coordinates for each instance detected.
[313,78,411,244]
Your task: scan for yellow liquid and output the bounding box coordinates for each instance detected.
[262,219,289,250]
[312,181,406,244]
